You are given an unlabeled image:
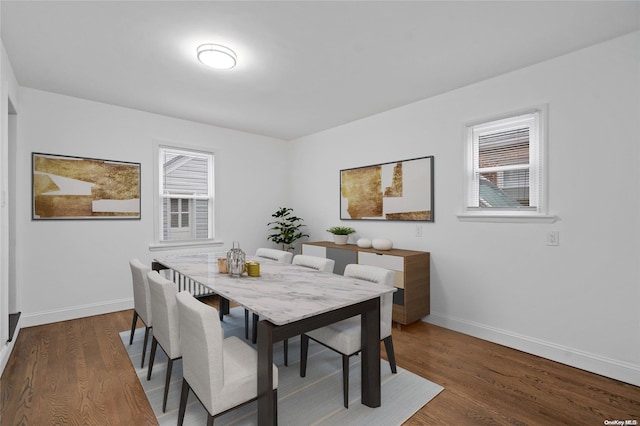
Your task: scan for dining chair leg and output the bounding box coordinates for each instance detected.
[163,358,174,413]
[300,334,309,377]
[141,325,151,368]
[342,355,350,408]
[252,313,259,344]
[147,337,158,380]
[383,336,397,374]
[129,310,138,345]
[244,309,249,339]
[219,297,230,320]
[273,389,278,423]
[283,339,288,366]
[177,379,190,426]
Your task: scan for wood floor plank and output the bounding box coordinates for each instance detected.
[1,298,638,425]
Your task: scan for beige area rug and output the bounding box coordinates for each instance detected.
[120,307,443,425]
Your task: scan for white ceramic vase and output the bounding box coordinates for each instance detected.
[372,238,393,250]
[357,238,372,248]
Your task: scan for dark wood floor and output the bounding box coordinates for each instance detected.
[1,295,638,425]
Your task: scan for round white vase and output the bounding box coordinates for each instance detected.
[333,234,349,245]
[356,238,371,248]
[372,238,393,250]
[357,238,372,248]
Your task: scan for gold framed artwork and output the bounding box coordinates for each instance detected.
[340,156,434,221]
[32,152,141,220]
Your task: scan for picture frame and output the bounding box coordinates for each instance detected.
[32,152,141,220]
[340,155,434,221]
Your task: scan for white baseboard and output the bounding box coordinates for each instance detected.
[425,312,640,387]
[0,317,21,378]
[19,298,133,328]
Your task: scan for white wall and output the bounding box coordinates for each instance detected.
[289,32,640,386]
[1,38,20,374]
[15,88,289,326]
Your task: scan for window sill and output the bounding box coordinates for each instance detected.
[148,239,224,252]
[457,213,558,223]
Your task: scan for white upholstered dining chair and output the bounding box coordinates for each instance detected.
[292,254,335,272]
[129,259,152,368]
[255,247,294,263]
[299,263,397,408]
[176,291,279,426]
[146,271,182,413]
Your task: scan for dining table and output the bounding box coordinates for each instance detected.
[152,252,395,426]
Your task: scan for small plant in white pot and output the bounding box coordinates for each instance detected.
[327,226,356,245]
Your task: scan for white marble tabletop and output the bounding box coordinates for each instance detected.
[154,252,395,326]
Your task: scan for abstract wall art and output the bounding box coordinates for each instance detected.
[340,156,434,221]
[32,152,141,220]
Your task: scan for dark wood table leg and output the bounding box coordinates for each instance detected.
[219,297,230,321]
[361,297,381,408]
[252,313,259,344]
[257,320,276,426]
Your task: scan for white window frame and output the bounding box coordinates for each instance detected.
[150,141,221,250]
[458,105,556,223]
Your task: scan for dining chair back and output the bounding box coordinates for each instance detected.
[147,271,182,412]
[300,263,397,408]
[255,248,293,263]
[345,264,395,339]
[292,254,335,272]
[129,259,152,368]
[175,291,279,425]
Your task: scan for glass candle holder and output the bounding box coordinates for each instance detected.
[227,241,246,277]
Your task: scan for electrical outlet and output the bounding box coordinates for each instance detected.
[415,225,423,237]
[547,231,559,246]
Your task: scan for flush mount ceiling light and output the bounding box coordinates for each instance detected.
[197,44,237,70]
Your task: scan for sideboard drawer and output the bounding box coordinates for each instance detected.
[358,252,405,271]
[302,244,326,258]
[326,247,357,275]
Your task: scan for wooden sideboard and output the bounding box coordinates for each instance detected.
[302,241,430,325]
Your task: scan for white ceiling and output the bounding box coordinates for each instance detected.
[2,1,639,140]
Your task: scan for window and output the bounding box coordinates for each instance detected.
[462,107,552,221]
[170,198,190,229]
[158,146,214,242]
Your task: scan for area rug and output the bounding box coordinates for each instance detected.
[120,307,443,425]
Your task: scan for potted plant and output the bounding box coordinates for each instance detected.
[327,226,356,245]
[267,207,309,251]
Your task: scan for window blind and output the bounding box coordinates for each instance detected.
[468,111,540,210]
